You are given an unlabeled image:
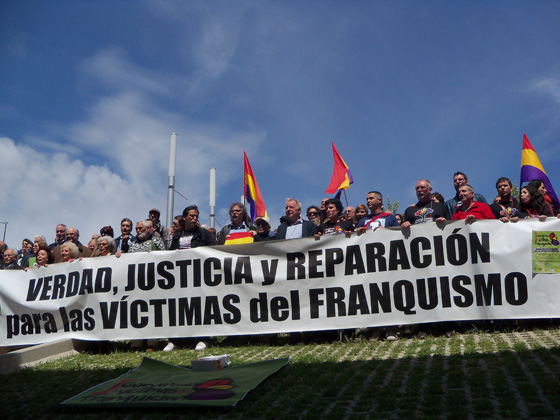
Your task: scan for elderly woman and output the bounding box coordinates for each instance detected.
[26,239,48,268]
[96,235,116,257]
[24,243,52,270]
[60,241,80,262]
[36,243,52,267]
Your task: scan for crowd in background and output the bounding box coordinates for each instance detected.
[1,172,559,273]
[1,171,560,348]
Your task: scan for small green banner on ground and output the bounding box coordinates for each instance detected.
[532,230,560,273]
[60,357,289,408]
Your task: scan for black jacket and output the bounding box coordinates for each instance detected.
[275,219,318,240]
[170,227,216,250]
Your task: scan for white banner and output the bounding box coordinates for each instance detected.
[1,219,560,346]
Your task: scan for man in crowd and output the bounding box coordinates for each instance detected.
[217,202,257,245]
[356,191,399,232]
[52,227,91,263]
[114,218,135,253]
[452,185,495,220]
[490,177,520,222]
[276,198,319,239]
[128,220,166,253]
[148,209,170,244]
[254,216,276,241]
[444,171,488,219]
[49,224,67,250]
[2,248,20,270]
[344,206,355,223]
[401,179,448,227]
[170,205,215,249]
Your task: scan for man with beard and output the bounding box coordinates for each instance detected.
[148,208,170,245]
[52,228,91,263]
[49,224,67,250]
[114,218,136,253]
[490,177,520,222]
[217,202,257,245]
[128,220,166,253]
[401,179,448,228]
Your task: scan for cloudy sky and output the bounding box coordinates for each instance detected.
[1,1,560,247]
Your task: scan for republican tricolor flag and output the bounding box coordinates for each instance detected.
[520,134,559,208]
[325,142,354,194]
[244,152,268,222]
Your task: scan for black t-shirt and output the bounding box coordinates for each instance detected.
[318,219,355,235]
[404,201,448,224]
[489,198,521,219]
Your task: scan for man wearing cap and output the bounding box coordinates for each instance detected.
[148,208,170,245]
[254,216,276,241]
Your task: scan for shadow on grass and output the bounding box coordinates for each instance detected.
[3,336,560,420]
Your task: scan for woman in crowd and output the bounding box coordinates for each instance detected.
[431,192,445,203]
[353,204,368,225]
[306,205,322,226]
[519,185,556,221]
[317,198,354,236]
[168,216,185,248]
[96,236,116,257]
[527,179,556,212]
[60,241,80,262]
[36,243,52,267]
[24,243,52,270]
[25,238,48,268]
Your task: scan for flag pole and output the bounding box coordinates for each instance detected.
[342,189,349,207]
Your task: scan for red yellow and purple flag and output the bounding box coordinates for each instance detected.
[325,142,354,194]
[520,134,559,208]
[244,152,268,222]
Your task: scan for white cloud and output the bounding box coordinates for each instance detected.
[0,136,146,247]
[0,40,267,247]
[528,77,560,105]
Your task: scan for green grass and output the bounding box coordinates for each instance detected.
[2,326,560,420]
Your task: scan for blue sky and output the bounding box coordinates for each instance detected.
[1,1,560,247]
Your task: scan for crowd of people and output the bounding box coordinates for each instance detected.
[1,172,559,273]
[1,171,559,347]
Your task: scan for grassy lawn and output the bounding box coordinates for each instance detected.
[2,326,560,420]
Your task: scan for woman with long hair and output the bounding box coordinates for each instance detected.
[519,185,555,221]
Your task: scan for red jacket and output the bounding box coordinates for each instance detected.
[452,201,495,220]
